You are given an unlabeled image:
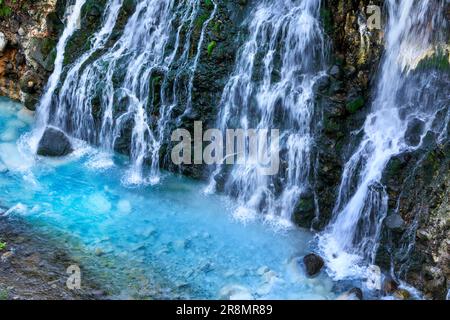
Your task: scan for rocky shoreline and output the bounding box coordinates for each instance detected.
[0,212,102,300]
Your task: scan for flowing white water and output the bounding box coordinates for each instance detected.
[37,0,216,185]
[55,0,124,141]
[31,0,87,150]
[319,0,449,280]
[206,0,326,226]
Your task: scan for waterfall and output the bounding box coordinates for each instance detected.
[31,0,87,150]
[206,0,326,225]
[319,0,449,280]
[35,0,216,185]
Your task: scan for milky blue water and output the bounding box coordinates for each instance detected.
[0,97,337,299]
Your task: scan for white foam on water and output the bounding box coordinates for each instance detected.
[85,152,115,170]
[88,193,113,214]
[0,143,32,172]
[0,127,18,142]
[117,199,132,214]
[2,203,28,217]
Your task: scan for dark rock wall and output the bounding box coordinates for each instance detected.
[0,0,67,110]
[0,0,448,299]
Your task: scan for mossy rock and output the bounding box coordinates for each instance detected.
[415,49,450,72]
[346,96,365,114]
[207,41,217,56]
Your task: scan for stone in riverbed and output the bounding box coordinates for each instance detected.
[37,127,73,157]
[303,253,325,277]
[336,287,363,300]
[383,275,399,294]
[0,32,7,54]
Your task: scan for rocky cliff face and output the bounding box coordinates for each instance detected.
[0,0,448,299]
[0,0,65,110]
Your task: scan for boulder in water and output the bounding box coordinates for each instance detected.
[303,253,325,277]
[383,275,399,294]
[336,287,363,300]
[37,127,73,157]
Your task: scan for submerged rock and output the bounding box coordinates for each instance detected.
[37,127,73,157]
[219,284,253,300]
[393,289,411,300]
[383,275,399,294]
[303,253,325,277]
[336,287,363,300]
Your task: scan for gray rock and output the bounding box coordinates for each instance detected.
[336,287,363,300]
[329,65,341,78]
[385,214,406,231]
[18,27,26,37]
[303,253,325,277]
[0,32,7,53]
[37,127,73,157]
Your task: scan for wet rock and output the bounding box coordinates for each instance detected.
[329,65,341,78]
[393,289,411,300]
[219,284,253,300]
[37,127,73,157]
[19,71,40,94]
[423,266,446,297]
[383,275,399,294]
[337,287,363,300]
[18,27,25,37]
[303,253,325,277]
[385,214,406,231]
[0,32,7,54]
[1,251,14,263]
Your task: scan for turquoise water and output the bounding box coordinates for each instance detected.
[0,97,336,299]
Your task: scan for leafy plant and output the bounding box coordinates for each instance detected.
[207,41,217,56]
[0,242,6,251]
[0,0,13,17]
[0,289,8,300]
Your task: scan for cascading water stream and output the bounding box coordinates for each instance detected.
[36,0,216,185]
[207,0,326,225]
[30,0,87,150]
[319,0,449,280]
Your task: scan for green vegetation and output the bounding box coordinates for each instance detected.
[0,0,13,17]
[346,96,365,114]
[0,289,8,300]
[204,0,214,10]
[320,8,333,35]
[207,41,217,56]
[0,241,6,251]
[416,49,450,72]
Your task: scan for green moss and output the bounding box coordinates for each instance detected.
[203,0,214,10]
[320,8,333,35]
[207,41,217,56]
[40,38,57,56]
[0,242,6,251]
[385,158,402,178]
[346,96,365,114]
[0,289,8,300]
[323,117,341,134]
[0,0,12,17]
[195,13,210,30]
[415,49,450,72]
